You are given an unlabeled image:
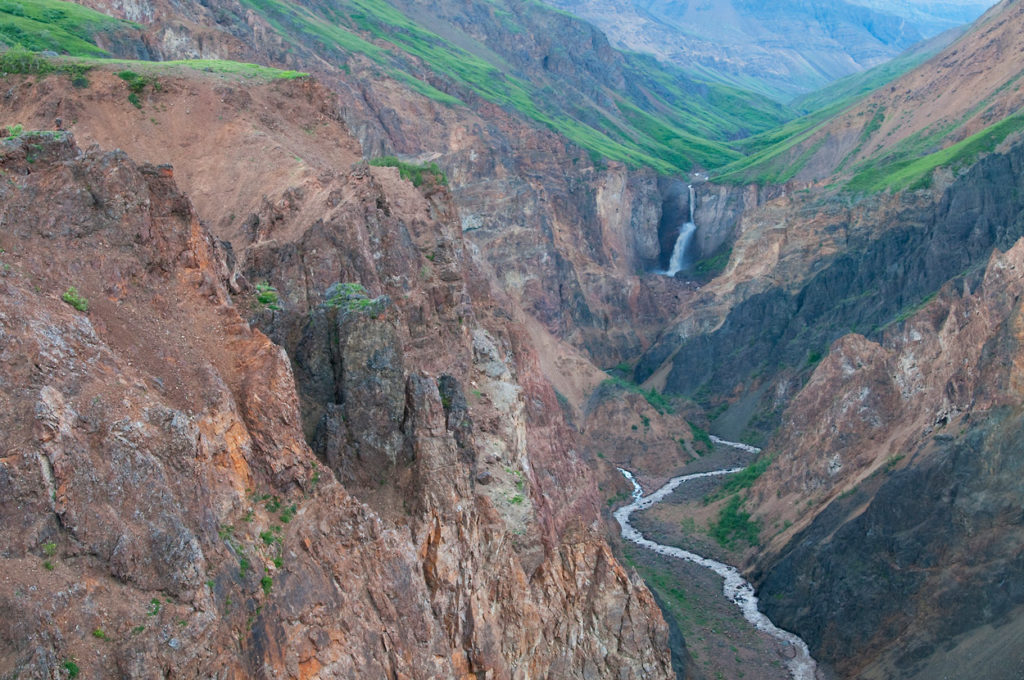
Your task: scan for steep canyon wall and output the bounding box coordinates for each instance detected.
[0,73,674,679]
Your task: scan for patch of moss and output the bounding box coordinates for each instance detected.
[369,156,447,187]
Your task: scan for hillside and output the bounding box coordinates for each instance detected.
[56,0,790,174]
[0,0,145,56]
[635,0,1024,436]
[848,0,996,33]
[719,0,1024,188]
[13,0,801,372]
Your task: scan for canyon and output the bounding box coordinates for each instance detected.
[3,0,1024,678]
[0,98,672,679]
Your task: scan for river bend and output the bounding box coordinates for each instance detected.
[614,442,818,680]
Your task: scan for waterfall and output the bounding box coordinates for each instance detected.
[665,184,696,276]
[666,223,696,276]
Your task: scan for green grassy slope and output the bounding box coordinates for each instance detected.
[847,111,1024,192]
[713,18,1024,194]
[232,0,792,173]
[0,0,137,56]
[2,0,796,176]
[83,57,308,80]
[713,38,958,186]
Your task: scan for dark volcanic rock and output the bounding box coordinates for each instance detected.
[758,412,1024,677]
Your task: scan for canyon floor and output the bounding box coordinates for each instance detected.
[609,442,821,680]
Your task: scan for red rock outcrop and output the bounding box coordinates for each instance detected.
[0,130,672,678]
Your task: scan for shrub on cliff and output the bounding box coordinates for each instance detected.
[324,282,387,317]
[61,286,88,311]
[254,281,281,310]
[369,156,447,187]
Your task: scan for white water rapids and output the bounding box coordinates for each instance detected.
[614,440,818,680]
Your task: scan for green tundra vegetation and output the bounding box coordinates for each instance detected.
[234,0,791,173]
[0,0,136,55]
[4,0,1020,194]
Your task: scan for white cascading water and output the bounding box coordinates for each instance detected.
[665,184,697,276]
[614,438,819,680]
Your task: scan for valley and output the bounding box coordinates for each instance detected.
[616,447,817,680]
[543,0,996,98]
[2,0,1024,679]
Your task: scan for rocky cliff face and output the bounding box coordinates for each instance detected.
[63,0,775,370]
[748,233,1024,679]
[0,109,672,679]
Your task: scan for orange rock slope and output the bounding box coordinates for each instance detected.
[0,118,671,678]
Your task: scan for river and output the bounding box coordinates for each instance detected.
[614,440,818,680]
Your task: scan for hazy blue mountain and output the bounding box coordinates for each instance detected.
[845,0,997,33]
[542,0,998,98]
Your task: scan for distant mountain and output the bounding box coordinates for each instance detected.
[542,0,997,98]
[846,0,997,33]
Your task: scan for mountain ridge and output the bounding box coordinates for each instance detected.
[543,0,997,98]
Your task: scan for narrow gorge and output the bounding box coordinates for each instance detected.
[2,0,1024,678]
